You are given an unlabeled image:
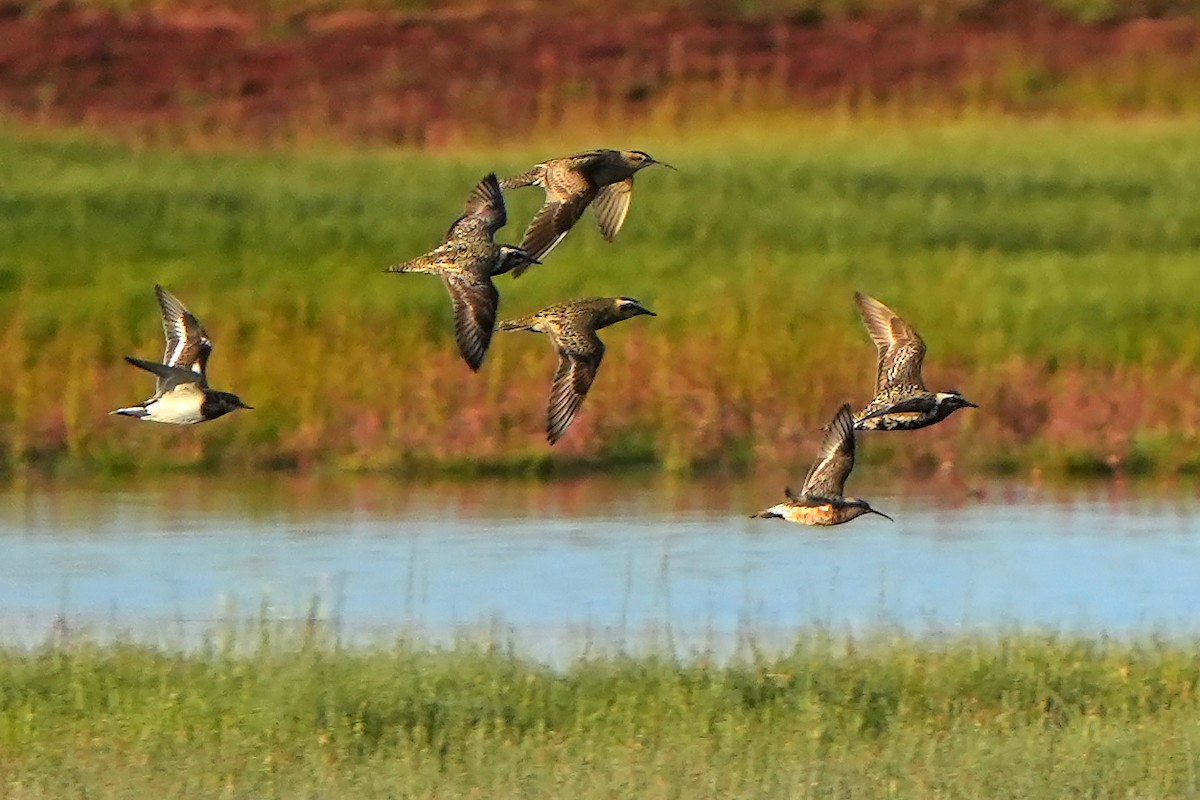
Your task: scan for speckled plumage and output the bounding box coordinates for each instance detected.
[500,149,673,272]
[496,297,656,444]
[751,404,891,526]
[853,292,978,432]
[112,286,251,424]
[387,173,537,371]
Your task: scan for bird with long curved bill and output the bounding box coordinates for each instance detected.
[751,404,892,527]
[500,149,674,271]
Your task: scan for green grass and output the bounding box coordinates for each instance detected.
[3,629,1200,797]
[4,118,1200,475]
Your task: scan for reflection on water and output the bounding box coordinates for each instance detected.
[2,473,1200,660]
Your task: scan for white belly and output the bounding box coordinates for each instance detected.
[143,388,205,425]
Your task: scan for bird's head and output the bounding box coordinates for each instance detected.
[845,498,894,522]
[622,150,675,172]
[495,246,540,276]
[935,390,979,413]
[204,391,253,420]
[613,297,657,320]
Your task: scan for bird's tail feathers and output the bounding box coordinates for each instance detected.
[110,406,149,418]
[750,508,783,519]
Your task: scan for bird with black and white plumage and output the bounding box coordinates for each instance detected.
[496,296,656,445]
[751,403,892,526]
[111,285,252,424]
[499,149,674,272]
[853,292,978,432]
[386,173,539,372]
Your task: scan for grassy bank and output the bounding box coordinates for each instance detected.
[3,630,1200,797]
[4,118,1200,476]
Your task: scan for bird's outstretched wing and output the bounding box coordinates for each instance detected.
[800,403,857,498]
[546,341,604,445]
[156,285,212,381]
[442,271,500,372]
[855,292,927,393]
[447,173,507,240]
[592,177,634,242]
[515,166,596,267]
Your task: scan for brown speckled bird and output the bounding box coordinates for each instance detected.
[853,292,978,432]
[496,297,656,444]
[751,404,892,526]
[386,173,538,371]
[499,149,674,272]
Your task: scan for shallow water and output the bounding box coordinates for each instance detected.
[2,474,1199,660]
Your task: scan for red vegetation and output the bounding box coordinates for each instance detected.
[1,1,1198,143]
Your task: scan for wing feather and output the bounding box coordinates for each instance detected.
[801,404,857,498]
[592,177,634,242]
[155,285,212,381]
[515,166,596,267]
[447,173,506,239]
[546,344,604,445]
[855,292,927,393]
[443,272,499,372]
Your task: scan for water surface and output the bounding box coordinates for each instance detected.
[2,474,1199,660]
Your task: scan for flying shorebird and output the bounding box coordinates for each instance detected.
[112,285,252,424]
[499,149,674,272]
[751,404,892,526]
[496,297,656,444]
[853,292,978,432]
[386,173,538,371]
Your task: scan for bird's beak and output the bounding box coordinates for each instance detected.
[963,400,980,409]
[655,160,678,171]
[641,308,657,317]
[869,507,894,522]
[242,403,254,410]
